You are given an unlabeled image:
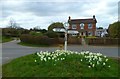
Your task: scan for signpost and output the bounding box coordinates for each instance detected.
[64,22,69,51]
[53,22,78,51]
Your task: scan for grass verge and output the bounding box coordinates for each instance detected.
[2,53,119,77]
[18,42,64,48]
[18,42,51,47]
[1,36,13,43]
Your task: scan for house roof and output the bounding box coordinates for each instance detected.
[69,18,97,24]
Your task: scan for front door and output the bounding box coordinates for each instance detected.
[81,32,83,36]
[86,31,88,36]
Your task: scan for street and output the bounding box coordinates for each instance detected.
[2,40,119,64]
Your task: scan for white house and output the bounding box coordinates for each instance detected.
[95,28,108,37]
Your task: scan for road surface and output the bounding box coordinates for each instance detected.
[1,40,119,64]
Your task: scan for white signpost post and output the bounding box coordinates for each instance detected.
[64,22,69,51]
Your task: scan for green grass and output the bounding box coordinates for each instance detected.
[18,42,56,47]
[2,53,119,77]
[0,36,13,43]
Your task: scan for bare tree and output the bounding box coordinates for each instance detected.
[7,19,23,29]
[33,26,41,31]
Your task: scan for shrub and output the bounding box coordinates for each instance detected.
[108,21,120,38]
[29,31,43,36]
[45,31,59,38]
[20,34,31,43]
[20,34,61,45]
[37,36,51,45]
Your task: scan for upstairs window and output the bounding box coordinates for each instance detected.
[80,23,84,29]
[72,24,77,29]
[88,23,92,29]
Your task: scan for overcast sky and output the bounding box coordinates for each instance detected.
[0,0,119,30]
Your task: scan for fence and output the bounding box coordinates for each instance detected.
[58,37,82,45]
[86,38,119,45]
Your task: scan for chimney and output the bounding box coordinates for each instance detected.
[93,15,95,19]
[93,15,97,23]
[69,16,71,20]
[68,16,71,23]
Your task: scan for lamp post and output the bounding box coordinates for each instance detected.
[64,22,69,51]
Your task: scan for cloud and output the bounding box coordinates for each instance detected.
[0,0,119,29]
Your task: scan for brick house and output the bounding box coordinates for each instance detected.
[68,15,97,37]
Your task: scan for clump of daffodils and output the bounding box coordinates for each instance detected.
[35,50,80,62]
[34,50,110,70]
[35,50,69,62]
[80,51,110,70]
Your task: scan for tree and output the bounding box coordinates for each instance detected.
[29,31,43,36]
[39,29,47,33]
[45,31,59,38]
[2,19,26,37]
[108,21,120,38]
[7,19,23,29]
[48,22,64,31]
[97,27,103,29]
[33,26,41,31]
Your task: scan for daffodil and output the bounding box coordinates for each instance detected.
[103,63,106,65]
[88,66,91,68]
[108,65,111,68]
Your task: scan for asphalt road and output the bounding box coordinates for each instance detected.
[1,40,119,64]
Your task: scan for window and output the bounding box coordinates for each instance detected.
[88,23,92,29]
[80,23,84,29]
[72,34,77,36]
[72,24,77,29]
[88,31,92,36]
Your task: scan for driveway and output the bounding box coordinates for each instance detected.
[1,40,119,64]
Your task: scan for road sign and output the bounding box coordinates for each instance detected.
[64,22,69,30]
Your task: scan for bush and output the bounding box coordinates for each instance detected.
[29,31,43,36]
[39,36,51,45]
[108,21,120,38]
[45,31,58,38]
[20,34,33,44]
[58,33,65,38]
[20,34,62,45]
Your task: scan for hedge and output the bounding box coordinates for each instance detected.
[20,34,82,45]
[20,34,63,45]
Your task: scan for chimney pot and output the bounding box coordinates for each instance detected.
[69,16,71,20]
[93,15,95,19]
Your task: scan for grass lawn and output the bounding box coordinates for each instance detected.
[18,42,51,47]
[18,42,61,47]
[0,36,13,43]
[2,50,119,78]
